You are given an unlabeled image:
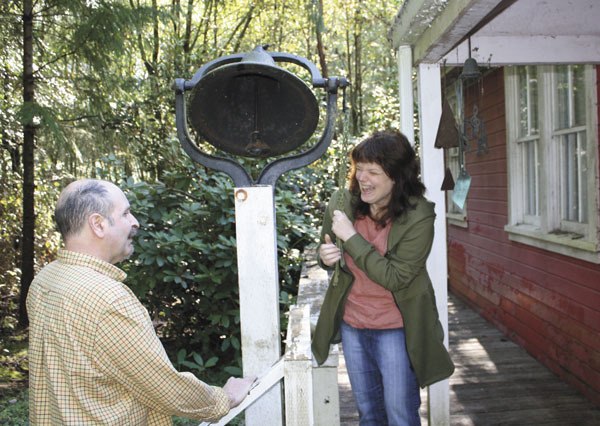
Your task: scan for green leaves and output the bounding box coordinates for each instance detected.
[175,348,219,373]
[117,161,338,384]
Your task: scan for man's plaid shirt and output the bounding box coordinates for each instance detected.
[27,250,230,425]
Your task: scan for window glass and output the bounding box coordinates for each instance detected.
[518,66,538,137]
[555,65,570,129]
[573,65,586,127]
[517,66,540,218]
[561,131,588,223]
[524,141,539,216]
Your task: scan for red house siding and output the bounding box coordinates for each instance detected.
[447,67,600,405]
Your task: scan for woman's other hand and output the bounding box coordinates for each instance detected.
[331,210,357,242]
[319,234,342,267]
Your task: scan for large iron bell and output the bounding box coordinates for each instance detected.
[187,46,319,158]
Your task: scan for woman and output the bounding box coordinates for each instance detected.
[312,130,454,426]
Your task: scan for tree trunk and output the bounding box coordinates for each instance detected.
[19,0,36,328]
[352,1,363,134]
[315,0,328,78]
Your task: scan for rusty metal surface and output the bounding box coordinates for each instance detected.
[188,62,319,158]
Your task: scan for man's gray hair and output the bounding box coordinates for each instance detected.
[55,179,114,240]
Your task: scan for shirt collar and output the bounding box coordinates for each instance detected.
[57,249,127,282]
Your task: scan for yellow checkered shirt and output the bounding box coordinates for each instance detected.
[27,250,230,425]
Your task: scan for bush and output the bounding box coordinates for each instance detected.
[0,388,28,426]
[121,160,333,383]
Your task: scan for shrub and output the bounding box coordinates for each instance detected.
[121,160,332,383]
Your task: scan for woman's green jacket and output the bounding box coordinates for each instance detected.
[311,189,455,388]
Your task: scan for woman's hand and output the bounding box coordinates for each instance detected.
[319,234,341,267]
[331,210,356,242]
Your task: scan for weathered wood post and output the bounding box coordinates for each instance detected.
[234,186,283,424]
[284,304,314,424]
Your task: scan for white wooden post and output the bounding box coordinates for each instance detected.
[417,62,451,426]
[234,186,283,426]
[284,304,314,425]
[310,350,340,425]
[297,255,340,426]
[398,45,415,144]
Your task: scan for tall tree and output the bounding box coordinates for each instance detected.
[18,0,36,328]
[313,0,328,77]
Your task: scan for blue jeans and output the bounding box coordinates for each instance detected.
[341,321,421,426]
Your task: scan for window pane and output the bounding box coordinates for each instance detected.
[578,132,588,223]
[518,66,538,137]
[524,140,539,216]
[530,69,539,134]
[555,65,569,129]
[573,65,586,127]
[518,67,528,136]
[561,131,588,223]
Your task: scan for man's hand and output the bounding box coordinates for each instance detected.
[223,376,257,408]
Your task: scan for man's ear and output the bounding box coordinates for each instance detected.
[88,213,106,238]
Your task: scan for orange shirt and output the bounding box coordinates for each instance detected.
[342,216,404,329]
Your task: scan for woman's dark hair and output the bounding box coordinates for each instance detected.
[348,129,426,226]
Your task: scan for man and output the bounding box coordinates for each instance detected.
[27,179,255,425]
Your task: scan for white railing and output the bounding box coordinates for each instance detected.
[201,254,340,426]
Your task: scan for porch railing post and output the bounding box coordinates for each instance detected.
[284,304,314,425]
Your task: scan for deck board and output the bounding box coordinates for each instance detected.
[338,293,600,425]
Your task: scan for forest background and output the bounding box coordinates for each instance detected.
[0,0,402,422]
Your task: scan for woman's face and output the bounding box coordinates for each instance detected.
[355,161,395,211]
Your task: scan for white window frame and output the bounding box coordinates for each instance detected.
[505,65,600,263]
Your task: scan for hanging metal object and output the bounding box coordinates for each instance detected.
[460,57,481,80]
[452,168,471,210]
[460,38,481,81]
[173,45,349,187]
[458,37,487,156]
[187,45,319,158]
[434,97,460,149]
[464,105,488,155]
[441,167,455,191]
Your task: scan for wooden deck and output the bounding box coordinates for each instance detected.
[338,293,600,425]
